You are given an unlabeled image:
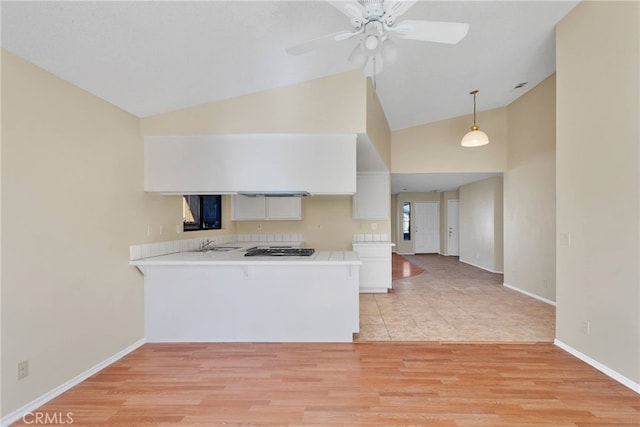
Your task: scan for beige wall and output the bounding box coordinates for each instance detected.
[233,196,389,251]
[556,1,639,384]
[365,79,391,170]
[0,50,183,415]
[504,75,556,301]
[391,107,508,173]
[459,176,504,273]
[140,70,367,135]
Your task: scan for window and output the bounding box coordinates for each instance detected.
[403,202,411,240]
[183,195,222,231]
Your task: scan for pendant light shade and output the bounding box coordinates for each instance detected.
[461,90,489,147]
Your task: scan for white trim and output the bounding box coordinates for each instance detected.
[459,258,504,274]
[1,339,145,427]
[554,339,640,394]
[503,283,556,306]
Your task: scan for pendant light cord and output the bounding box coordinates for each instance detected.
[372,57,377,90]
[471,89,478,126]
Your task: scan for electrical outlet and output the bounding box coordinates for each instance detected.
[159,225,164,236]
[559,232,571,246]
[581,320,591,336]
[371,223,378,230]
[18,360,28,380]
[147,225,153,237]
[542,279,548,289]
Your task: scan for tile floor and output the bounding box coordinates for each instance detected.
[355,254,556,342]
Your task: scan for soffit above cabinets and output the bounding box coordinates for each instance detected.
[144,134,357,196]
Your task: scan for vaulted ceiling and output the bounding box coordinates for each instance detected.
[1,1,579,192]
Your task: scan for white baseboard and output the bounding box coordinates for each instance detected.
[554,339,640,394]
[503,283,556,306]
[1,339,145,427]
[459,258,504,274]
[359,287,389,293]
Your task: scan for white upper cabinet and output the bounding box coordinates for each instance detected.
[231,195,267,220]
[232,195,302,221]
[266,197,302,220]
[144,134,357,195]
[352,172,390,219]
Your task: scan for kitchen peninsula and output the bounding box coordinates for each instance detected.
[131,243,361,343]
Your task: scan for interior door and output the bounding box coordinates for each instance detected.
[414,202,440,253]
[447,199,460,256]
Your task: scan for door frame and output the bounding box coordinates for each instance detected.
[447,199,460,256]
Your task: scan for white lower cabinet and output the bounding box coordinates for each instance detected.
[232,195,302,221]
[352,242,394,293]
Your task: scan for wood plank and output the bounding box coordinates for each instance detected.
[9,342,639,426]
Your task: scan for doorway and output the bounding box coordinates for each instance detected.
[447,199,460,256]
[414,201,440,253]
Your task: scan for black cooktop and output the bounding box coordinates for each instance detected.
[244,247,315,257]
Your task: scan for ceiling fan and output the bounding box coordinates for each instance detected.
[285,0,469,76]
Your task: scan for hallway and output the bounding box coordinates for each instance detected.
[355,254,555,342]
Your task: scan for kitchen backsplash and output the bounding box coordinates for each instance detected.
[129,233,305,260]
[352,233,390,242]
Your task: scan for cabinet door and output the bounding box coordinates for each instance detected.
[353,173,390,219]
[352,244,392,293]
[232,195,266,220]
[266,197,302,220]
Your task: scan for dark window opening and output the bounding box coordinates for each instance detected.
[403,202,411,240]
[183,195,222,231]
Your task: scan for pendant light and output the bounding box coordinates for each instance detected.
[461,90,489,147]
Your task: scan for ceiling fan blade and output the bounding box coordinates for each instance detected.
[394,20,470,44]
[384,1,417,24]
[326,0,365,19]
[285,31,356,55]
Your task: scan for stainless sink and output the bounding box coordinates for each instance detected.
[191,246,243,253]
[205,246,243,252]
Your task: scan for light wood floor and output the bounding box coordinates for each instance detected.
[356,254,555,342]
[392,252,424,279]
[10,342,639,426]
[10,257,636,426]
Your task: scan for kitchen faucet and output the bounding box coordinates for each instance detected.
[200,239,216,250]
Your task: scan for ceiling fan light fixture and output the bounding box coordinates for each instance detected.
[285,1,469,78]
[348,43,368,67]
[365,34,379,50]
[381,38,398,65]
[461,90,489,147]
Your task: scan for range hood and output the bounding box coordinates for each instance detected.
[238,191,311,197]
[144,134,357,195]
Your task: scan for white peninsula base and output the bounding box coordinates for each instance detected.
[137,253,360,343]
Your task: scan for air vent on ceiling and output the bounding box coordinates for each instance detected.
[514,82,528,89]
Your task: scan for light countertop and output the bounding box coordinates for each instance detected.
[130,242,361,267]
[352,241,396,246]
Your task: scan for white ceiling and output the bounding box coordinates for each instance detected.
[0,0,578,193]
[391,172,502,193]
